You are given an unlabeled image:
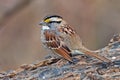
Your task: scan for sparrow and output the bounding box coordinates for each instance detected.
[39,15,111,63]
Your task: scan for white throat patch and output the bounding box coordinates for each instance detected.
[42,26,50,30]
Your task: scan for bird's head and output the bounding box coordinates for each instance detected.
[39,15,65,30]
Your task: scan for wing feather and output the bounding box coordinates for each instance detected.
[43,30,72,62]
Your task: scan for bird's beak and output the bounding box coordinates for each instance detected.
[39,21,45,25]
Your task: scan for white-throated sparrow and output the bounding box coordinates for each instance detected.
[39,15,111,62]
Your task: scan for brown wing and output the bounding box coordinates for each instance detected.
[59,24,76,36]
[59,25,111,62]
[58,24,83,50]
[43,30,72,62]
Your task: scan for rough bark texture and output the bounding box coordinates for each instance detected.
[0,34,120,80]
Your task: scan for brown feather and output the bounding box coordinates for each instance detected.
[43,30,72,62]
[54,47,72,62]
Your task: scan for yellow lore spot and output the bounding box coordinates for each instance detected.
[44,19,50,23]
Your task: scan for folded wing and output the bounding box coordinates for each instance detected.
[43,30,72,62]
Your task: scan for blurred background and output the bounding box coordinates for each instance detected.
[0,0,120,71]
